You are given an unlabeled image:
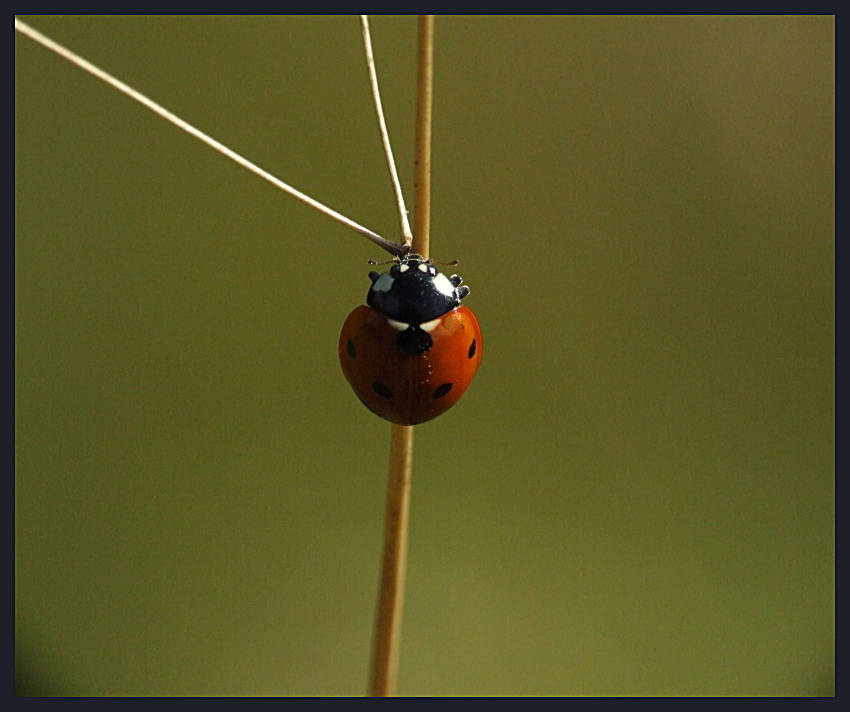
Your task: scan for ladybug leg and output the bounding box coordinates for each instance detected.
[449,274,470,300]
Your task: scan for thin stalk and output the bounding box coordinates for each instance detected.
[413,15,434,257]
[413,15,435,259]
[14,18,403,258]
[369,424,414,697]
[368,15,435,698]
[361,16,414,248]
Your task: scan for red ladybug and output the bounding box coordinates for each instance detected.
[339,254,482,425]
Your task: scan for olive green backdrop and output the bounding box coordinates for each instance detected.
[15,16,833,696]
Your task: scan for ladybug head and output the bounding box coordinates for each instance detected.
[366,253,470,326]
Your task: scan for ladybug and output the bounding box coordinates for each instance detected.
[339,254,483,425]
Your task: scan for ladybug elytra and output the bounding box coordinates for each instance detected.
[339,254,482,425]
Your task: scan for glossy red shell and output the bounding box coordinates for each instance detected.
[339,305,483,425]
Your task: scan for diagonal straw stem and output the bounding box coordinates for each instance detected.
[15,18,404,258]
[361,16,414,249]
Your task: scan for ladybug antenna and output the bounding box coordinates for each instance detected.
[370,251,432,267]
[366,253,464,269]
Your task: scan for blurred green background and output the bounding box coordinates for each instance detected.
[16,16,833,696]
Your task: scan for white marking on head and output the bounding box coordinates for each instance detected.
[371,273,395,293]
[398,264,410,273]
[418,262,429,273]
[432,273,456,297]
[386,318,410,332]
[420,317,441,333]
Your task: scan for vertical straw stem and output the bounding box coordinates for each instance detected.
[369,424,414,697]
[368,15,435,698]
[413,15,435,259]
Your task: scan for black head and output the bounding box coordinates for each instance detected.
[366,254,470,325]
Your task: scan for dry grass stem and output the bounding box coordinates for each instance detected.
[14,18,403,257]
[361,16,414,247]
[413,15,435,259]
[368,15,435,698]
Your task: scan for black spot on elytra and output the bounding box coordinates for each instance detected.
[433,383,453,400]
[347,339,356,358]
[372,382,393,399]
[397,328,433,356]
[468,339,477,359]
